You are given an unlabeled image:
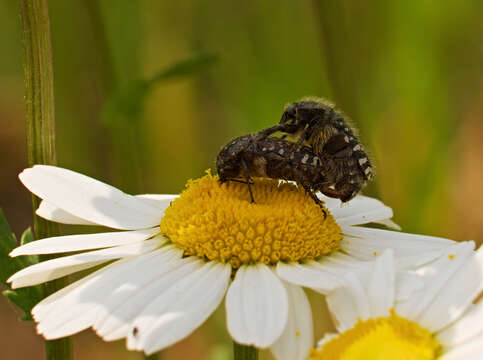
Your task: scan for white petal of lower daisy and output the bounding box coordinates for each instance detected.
[19,165,162,230]
[37,200,97,225]
[96,255,201,341]
[326,272,370,332]
[34,247,182,338]
[270,282,313,360]
[395,271,424,301]
[226,264,289,348]
[126,261,231,354]
[395,241,475,322]
[417,246,483,333]
[8,238,164,288]
[437,302,483,348]
[9,228,160,256]
[341,225,455,265]
[395,249,450,269]
[323,195,393,226]
[440,336,483,360]
[367,249,394,318]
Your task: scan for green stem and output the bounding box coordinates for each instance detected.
[233,342,258,360]
[19,0,73,359]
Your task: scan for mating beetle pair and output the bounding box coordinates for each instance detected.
[216,98,373,211]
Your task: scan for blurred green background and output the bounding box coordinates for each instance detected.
[1,0,482,359]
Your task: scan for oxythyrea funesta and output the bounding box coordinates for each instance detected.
[216,134,359,216]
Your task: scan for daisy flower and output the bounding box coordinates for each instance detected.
[8,165,460,358]
[310,245,483,360]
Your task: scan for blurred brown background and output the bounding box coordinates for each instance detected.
[1,0,482,359]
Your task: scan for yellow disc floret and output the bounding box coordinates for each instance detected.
[161,171,341,268]
[310,310,442,360]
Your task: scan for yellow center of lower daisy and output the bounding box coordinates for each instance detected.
[160,172,342,268]
[310,311,442,360]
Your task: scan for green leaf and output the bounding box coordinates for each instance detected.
[20,227,39,265]
[0,209,22,284]
[20,227,34,245]
[0,209,42,320]
[3,288,42,321]
[0,208,17,249]
[102,53,219,126]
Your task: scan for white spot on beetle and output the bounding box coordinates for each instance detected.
[353,144,362,151]
[359,158,368,166]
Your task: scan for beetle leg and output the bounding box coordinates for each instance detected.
[294,129,310,150]
[256,124,287,139]
[299,181,327,219]
[228,178,254,185]
[241,158,255,203]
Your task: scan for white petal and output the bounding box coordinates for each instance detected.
[323,194,394,226]
[395,241,475,323]
[135,194,178,209]
[19,165,162,230]
[270,283,313,360]
[326,272,370,332]
[9,228,160,256]
[277,252,370,294]
[440,336,483,360]
[395,249,449,269]
[315,332,339,349]
[33,247,180,338]
[34,256,145,337]
[37,200,96,225]
[341,225,455,264]
[226,264,289,348]
[437,301,483,348]
[95,252,200,341]
[276,262,342,294]
[367,249,394,318]
[395,271,424,301]
[37,195,178,225]
[8,238,164,288]
[417,246,483,332]
[373,218,401,231]
[127,261,231,354]
[32,259,127,322]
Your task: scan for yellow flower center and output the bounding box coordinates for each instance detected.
[310,310,442,360]
[160,172,341,268]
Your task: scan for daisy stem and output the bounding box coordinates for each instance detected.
[233,342,258,360]
[19,0,73,359]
